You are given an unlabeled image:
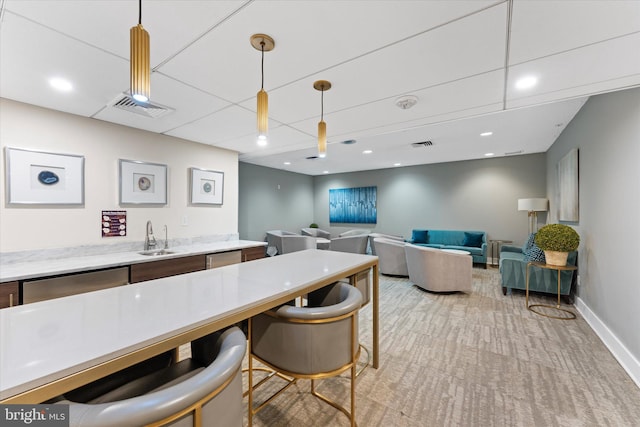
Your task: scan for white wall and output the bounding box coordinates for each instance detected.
[238,162,314,242]
[546,88,640,382]
[0,99,239,253]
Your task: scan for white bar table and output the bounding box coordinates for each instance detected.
[0,249,379,403]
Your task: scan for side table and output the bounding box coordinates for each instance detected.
[526,262,577,320]
[489,239,512,267]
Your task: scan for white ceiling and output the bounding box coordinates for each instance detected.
[1,0,639,176]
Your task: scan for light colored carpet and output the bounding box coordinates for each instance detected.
[240,268,640,426]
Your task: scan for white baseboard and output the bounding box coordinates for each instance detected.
[575,296,640,389]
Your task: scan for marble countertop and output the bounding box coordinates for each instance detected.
[0,240,266,282]
[0,249,378,402]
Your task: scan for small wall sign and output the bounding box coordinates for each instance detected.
[102,210,127,237]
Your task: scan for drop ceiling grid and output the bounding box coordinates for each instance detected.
[3,0,246,67]
[0,12,129,117]
[508,0,640,64]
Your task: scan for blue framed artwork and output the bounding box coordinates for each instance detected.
[329,186,377,224]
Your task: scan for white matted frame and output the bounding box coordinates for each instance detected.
[557,148,579,222]
[5,147,85,205]
[119,159,167,205]
[190,167,224,205]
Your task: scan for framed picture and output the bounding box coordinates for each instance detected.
[5,147,84,205]
[329,186,377,224]
[119,159,167,205]
[190,167,224,205]
[557,148,579,222]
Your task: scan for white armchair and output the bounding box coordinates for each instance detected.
[338,229,371,238]
[330,234,369,254]
[301,227,331,239]
[265,230,315,255]
[404,244,472,293]
[368,232,404,255]
[374,237,408,276]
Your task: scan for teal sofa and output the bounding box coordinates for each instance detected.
[407,229,487,266]
[500,243,577,297]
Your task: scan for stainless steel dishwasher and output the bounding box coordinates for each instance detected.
[205,250,242,269]
[22,267,129,304]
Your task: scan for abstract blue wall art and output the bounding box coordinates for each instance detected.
[329,186,377,224]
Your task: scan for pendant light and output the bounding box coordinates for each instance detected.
[313,80,331,158]
[130,0,150,103]
[251,34,275,146]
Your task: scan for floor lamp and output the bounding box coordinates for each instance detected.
[518,198,548,234]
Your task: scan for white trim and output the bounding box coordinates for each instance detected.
[575,296,640,389]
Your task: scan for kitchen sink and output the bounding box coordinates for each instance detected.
[138,249,175,256]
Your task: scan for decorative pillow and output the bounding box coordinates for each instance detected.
[524,242,546,262]
[411,230,428,244]
[522,233,536,254]
[462,232,483,248]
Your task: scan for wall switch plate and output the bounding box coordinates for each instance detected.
[577,275,581,286]
[181,215,188,226]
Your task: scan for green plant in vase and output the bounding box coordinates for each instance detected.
[535,224,580,266]
[309,223,319,228]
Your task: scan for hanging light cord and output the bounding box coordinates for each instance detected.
[321,86,324,121]
[260,41,265,90]
[138,0,142,25]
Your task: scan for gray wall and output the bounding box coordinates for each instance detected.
[546,88,640,362]
[313,154,547,245]
[238,162,314,241]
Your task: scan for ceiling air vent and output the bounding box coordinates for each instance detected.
[306,155,319,160]
[108,94,174,119]
[411,140,433,148]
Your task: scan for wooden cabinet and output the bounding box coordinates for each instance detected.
[130,255,206,283]
[0,281,19,308]
[242,246,265,262]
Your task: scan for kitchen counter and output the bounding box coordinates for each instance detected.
[0,250,379,403]
[0,240,266,282]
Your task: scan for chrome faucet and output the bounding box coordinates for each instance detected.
[144,220,157,251]
[163,225,169,249]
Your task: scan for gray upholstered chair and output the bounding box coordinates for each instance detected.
[338,229,371,238]
[368,233,404,255]
[300,227,331,239]
[249,282,362,426]
[59,327,246,427]
[374,237,409,276]
[404,244,472,293]
[329,234,369,254]
[265,230,315,255]
[300,228,331,250]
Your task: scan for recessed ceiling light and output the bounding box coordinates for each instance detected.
[363,150,373,154]
[394,163,402,167]
[480,131,493,137]
[49,77,73,92]
[283,161,291,165]
[515,76,538,90]
[484,152,495,157]
[323,170,329,174]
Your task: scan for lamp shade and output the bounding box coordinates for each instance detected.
[518,198,548,212]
